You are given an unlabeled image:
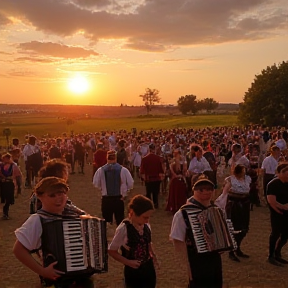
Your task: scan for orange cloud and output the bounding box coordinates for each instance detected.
[18,41,99,59]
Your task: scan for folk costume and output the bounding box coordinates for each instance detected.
[15,210,94,288]
[0,161,21,219]
[93,160,134,225]
[166,160,187,214]
[224,174,251,259]
[109,219,156,288]
[170,198,223,288]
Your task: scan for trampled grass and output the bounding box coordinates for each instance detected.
[0,114,239,146]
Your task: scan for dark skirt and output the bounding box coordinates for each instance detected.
[225,194,250,232]
[124,258,156,288]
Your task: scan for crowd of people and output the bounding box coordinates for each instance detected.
[1,124,288,287]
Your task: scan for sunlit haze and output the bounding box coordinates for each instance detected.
[0,0,287,106]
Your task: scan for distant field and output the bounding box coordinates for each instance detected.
[0,114,239,145]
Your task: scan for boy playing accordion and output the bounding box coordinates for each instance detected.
[170,179,236,288]
[13,177,95,288]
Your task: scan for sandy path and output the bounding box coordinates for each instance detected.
[0,164,288,288]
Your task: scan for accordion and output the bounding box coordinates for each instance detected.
[41,215,108,279]
[182,205,237,253]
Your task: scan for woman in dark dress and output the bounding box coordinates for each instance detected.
[166,149,188,213]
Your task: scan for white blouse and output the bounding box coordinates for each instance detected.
[226,175,251,194]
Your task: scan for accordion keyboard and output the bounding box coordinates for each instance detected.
[186,208,209,253]
[185,207,237,253]
[63,220,87,272]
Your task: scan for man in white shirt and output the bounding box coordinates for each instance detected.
[261,145,281,197]
[93,150,134,225]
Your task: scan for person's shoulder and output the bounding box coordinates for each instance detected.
[267,177,280,188]
[224,174,232,180]
[245,174,252,181]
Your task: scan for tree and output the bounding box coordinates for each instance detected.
[198,98,219,112]
[177,94,199,115]
[238,61,288,126]
[139,88,161,114]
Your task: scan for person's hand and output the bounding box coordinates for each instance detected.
[282,203,288,210]
[41,261,65,280]
[127,259,141,269]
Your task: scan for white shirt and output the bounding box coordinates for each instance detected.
[228,153,250,169]
[261,155,278,174]
[109,221,152,251]
[22,144,40,161]
[188,157,212,173]
[14,214,42,251]
[169,210,186,242]
[93,164,134,197]
[227,175,251,194]
[275,139,287,151]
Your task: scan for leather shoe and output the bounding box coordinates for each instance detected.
[229,252,240,262]
[268,257,284,267]
[236,249,250,258]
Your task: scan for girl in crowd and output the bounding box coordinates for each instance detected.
[166,149,188,213]
[108,194,159,288]
[0,153,22,220]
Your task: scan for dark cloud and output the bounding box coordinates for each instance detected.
[18,41,99,58]
[0,0,287,51]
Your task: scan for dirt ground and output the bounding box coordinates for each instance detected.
[0,163,288,288]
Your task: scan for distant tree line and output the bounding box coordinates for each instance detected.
[139,88,218,115]
[177,95,219,115]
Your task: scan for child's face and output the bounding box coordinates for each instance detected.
[131,210,153,225]
[38,188,68,214]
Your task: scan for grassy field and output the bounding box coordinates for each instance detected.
[0,113,239,146]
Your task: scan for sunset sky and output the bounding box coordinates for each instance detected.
[0,0,287,106]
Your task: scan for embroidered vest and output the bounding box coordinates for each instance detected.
[103,163,122,196]
[121,220,151,263]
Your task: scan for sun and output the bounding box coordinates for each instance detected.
[68,75,89,94]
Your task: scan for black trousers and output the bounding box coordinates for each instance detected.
[0,181,15,217]
[188,250,222,288]
[269,210,288,258]
[101,195,124,225]
[124,259,156,288]
[145,181,161,208]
